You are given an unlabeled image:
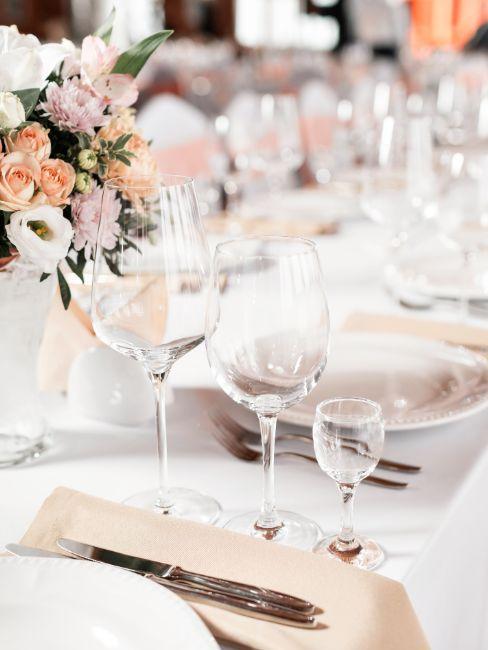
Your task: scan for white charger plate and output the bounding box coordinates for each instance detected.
[279,333,488,431]
[0,557,218,650]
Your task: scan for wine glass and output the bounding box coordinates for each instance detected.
[205,236,330,549]
[92,173,221,523]
[226,93,304,193]
[313,398,385,570]
[361,114,438,248]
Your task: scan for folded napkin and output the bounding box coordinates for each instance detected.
[38,290,101,392]
[204,215,338,237]
[22,488,428,650]
[39,276,168,391]
[342,312,488,349]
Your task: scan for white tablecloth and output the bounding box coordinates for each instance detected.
[1,222,488,650]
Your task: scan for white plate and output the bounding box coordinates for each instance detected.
[279,333,488,431]
[0,557,218,650]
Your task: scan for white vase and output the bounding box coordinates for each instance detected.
[0,264,54,467]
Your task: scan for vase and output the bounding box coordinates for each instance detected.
[0,263,54,467]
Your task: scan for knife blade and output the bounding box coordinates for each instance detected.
[56,538,316,627]
[6,543,68,559]
[57,538,316,615]
[8,541,315,628]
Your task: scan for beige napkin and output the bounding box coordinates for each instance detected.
[204,215,338,237]
[342,312,488,349]
[38,290,101,392]
[22,487,428,650]
[39,277,168,391]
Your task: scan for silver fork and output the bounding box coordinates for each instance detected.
[211,410,421,474]
[209,410,410,489]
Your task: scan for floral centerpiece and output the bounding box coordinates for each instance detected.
[0,9,171,308]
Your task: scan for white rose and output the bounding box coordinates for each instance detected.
[5,205,73,274]
[0,91,25,129]
[0,26,73,91]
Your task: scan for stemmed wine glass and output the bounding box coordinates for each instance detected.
[205,236,330,549]
[92,173,221,523]
[361,114,438,248]
[227,93,304,193]
[313,398,385,570]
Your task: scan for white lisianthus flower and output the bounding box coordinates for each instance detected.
[0,91,25,129]
[0,26,74,91]
[5,205,73,273]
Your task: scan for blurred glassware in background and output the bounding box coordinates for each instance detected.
[387,151,488,310]
[225,93,304,195]
[361,114,438,249]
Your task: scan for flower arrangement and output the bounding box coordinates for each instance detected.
[0,9,171,307]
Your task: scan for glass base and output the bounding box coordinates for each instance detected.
[0,433,50,468]
[224,510,322,551]
[314,535,385,570]
[123,487,222,525]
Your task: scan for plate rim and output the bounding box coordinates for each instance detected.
[0,556,218,649]
[278,331,488,432]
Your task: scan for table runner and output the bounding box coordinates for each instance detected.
[21,487,429,650]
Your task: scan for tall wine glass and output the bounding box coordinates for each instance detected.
[206,236,330,549]
[92,174,221,523]
[313,398,385,570]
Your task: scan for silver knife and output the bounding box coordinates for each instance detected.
[9,541,316,628]
[57,538,317,627]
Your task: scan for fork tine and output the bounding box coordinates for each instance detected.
[209,411,260,461]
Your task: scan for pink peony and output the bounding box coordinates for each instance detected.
[71,183,121,257]
[39,78,108,136]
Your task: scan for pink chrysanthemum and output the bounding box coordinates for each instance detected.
[71,183,121,257]
[39,78,108,136]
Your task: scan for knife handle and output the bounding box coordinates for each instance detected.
[148,575,316,628]
[171,567,315,613]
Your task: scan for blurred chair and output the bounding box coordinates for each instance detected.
[136,94,220,178]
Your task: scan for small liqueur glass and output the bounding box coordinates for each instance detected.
[313,397,385,570]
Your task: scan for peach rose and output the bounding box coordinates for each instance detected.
[0,152,41,211]
[39,158,76,207]
[97,114,158,203]
[6,124,51,162]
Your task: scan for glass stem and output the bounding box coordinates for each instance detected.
[147,369,172,512]
[256,414,283,530]
[338,483,357,546]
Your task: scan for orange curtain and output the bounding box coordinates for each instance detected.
[410,0,488,52]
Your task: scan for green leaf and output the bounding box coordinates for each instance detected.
[13,88,40,119]
[77,133,91,149]
[113,133,132,150]
[57,267,71,310]
[66,256,85,283]
[111,30,173,77]
[104,254,122,276]
[94,7,116,44]
[115,154,132,166]
[40,272,51,282]
[122,236,141,254]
